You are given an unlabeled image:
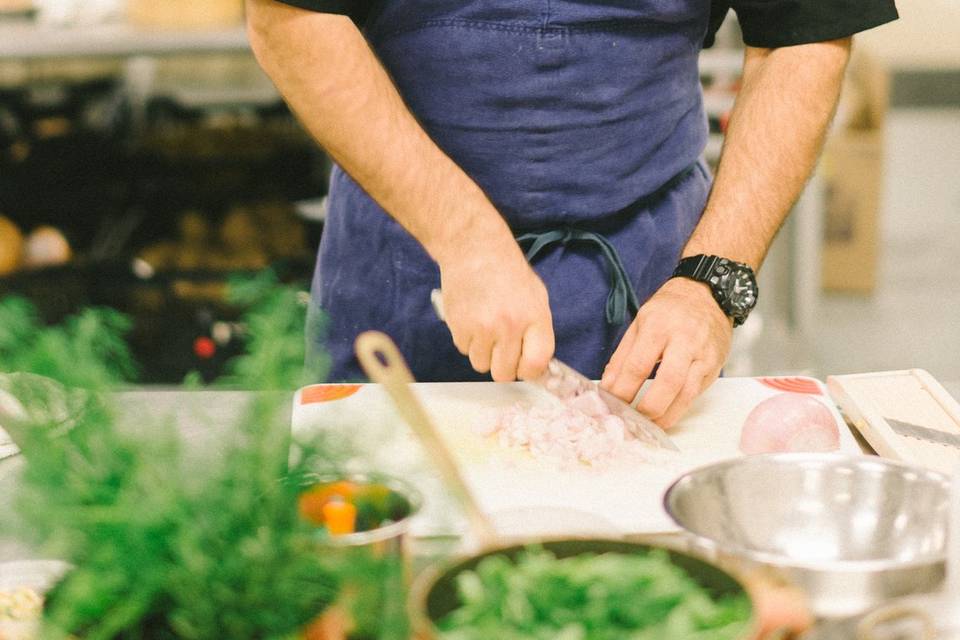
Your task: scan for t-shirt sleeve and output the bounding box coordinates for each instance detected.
[731,0,899,48]
[704,1,732,49]
[272,0,373,26]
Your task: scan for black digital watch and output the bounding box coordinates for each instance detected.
[672,254,758,327]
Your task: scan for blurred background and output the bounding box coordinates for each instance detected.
[0,0,957,385]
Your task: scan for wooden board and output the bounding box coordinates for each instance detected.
[292,377,862,537]
[827,369,960,476]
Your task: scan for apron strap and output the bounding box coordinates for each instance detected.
[517,227,641,326]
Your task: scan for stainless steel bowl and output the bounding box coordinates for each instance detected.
[304,472,422,640]
[664,453,950,618]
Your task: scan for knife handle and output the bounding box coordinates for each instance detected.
[430,288,446,322]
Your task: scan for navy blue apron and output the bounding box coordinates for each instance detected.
[309,0,714,382]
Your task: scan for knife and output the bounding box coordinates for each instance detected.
[885,417,960,449]
[429,289,680,452]
[534,357,680,451]
[0,444,19,462]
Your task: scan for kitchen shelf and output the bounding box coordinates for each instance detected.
[0,21,249,59]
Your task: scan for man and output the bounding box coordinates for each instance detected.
[247,0,897,427]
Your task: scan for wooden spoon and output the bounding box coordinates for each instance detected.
[355,330,497,549]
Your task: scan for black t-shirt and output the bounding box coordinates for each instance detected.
[704,0,898,47]
[275,0,898,48]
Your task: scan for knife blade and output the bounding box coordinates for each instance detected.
[885,417,960,449]
[533,358,680,452]
[429,288,679,452]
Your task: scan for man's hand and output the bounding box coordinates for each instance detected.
[439,243,554,382]
[600,277,732,429]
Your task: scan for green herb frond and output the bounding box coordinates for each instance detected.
[0,296,137,389]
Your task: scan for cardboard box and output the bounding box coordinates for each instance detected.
[835,48,891,132]
[820,130,883,293]
[127,0,243,29]
[820,49,890,294]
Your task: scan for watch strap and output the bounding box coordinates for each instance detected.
[673,255,719,282]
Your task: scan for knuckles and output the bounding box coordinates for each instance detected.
[621,359,652,382]
[654,370,686,394]
[639,396,670,420]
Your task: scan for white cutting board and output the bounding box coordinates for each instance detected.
[292,376,861,537]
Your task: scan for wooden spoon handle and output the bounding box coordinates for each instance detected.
[355,331,497,548]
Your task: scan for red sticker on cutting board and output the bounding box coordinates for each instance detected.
[757,377,822,395]
[300,384,361,404]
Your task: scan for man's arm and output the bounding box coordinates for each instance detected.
[602,38,852,427]
[245,0,554,381]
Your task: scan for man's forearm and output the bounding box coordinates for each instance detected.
[246,0,556,381]
[684,39,852,270]
[245,0,514,266]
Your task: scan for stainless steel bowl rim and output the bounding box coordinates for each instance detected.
[303,470,424,546]
[663,452,950,572]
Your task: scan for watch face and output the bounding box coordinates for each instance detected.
[712,263,758,319]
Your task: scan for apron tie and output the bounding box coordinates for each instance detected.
[517,227,640,326]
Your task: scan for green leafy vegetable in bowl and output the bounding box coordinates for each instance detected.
[438,547,751,640]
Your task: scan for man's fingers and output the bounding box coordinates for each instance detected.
[449,327,471,356]
[656,361,709,429]
[490,336,523,382]
[517,322,554,381]
[601,322,636,388]
[467,334,493,374]
[636,345,694,422]
[605,327,665,404]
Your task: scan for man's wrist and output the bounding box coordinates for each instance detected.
[665,277,732,324]
[419,190,507,265]
[429,208,519,270]
[680,247,759,272]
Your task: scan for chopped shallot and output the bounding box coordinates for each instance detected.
[481,361,670,467]
[487,388,656,467]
